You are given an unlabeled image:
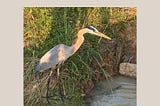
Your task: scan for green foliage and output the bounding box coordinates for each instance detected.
[24,7,136,105]
[24,7,53,57]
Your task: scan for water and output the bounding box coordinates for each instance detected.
[85,76,136,106]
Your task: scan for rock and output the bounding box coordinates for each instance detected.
[119,63,136,78]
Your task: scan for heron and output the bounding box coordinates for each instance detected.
[34,26,111,103]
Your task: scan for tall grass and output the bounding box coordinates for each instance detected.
[24,7,136,105]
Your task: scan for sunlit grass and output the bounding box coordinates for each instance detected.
[24,7,136,105]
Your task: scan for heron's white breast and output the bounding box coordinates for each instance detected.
[57,47,66,62]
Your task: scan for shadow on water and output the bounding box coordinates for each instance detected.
[84,75,136,106]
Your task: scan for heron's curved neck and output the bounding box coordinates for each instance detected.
[71,29,86,53]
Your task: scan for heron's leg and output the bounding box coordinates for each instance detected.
[42,68,54,104]
[57,64,65,101]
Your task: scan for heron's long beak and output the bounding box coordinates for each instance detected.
[94,32,111,40]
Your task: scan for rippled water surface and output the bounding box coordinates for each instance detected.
[85,76,136,106]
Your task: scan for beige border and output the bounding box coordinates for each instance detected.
[1,0,160,106]
[0,1,23,106]
[138,1,160,106]
[22,0,137,7]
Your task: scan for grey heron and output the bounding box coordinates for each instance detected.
[34,26,111,103]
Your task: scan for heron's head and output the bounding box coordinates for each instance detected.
[85,26,111,40]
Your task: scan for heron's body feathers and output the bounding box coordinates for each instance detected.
[34,44,73,74]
